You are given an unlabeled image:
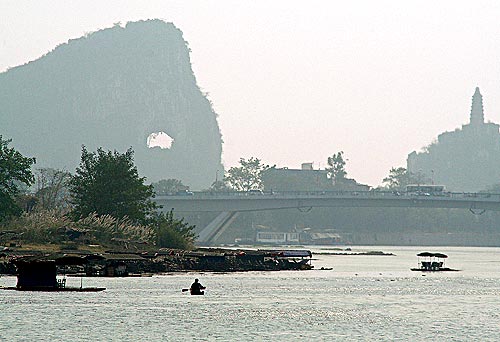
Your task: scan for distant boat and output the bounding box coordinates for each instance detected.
[319,267,333,271]
[410,252,459,272]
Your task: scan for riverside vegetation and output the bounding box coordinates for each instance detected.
[0,138,312,275]
[0,137,196,254]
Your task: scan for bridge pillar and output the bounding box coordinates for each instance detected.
[197,211,240,245]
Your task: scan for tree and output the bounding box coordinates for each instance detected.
[68,146,156,224]
[326,151,347,184]
[382,167,411,190]
[151,210,196,249]
[382,167,431,190]
[34,168,72,211]
[412,170,432,185]
[0,136,36,220]
[225,157,270,191]
[207,179,233,192]
[152,178,188,195]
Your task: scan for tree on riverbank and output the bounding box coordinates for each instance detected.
[1,147,198,251]
[0,136,36,221]
[69,146,157,224]
[151,210,196,249]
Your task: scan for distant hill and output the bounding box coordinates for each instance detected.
[0,20,223,189]
[407,87,500,192]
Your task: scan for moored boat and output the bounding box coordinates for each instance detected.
[1,256,105,292]
[410,252,459,272]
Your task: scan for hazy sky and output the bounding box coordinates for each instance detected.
[2,1,500,186]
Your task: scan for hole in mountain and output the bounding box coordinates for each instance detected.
[147,132,174,149]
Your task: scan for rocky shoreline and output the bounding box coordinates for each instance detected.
[0,248,314,276]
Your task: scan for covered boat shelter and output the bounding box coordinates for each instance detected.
[11,254,99,291]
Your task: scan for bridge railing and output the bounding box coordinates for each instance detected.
[157,190,500,202]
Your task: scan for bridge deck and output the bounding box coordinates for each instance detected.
[154,191,500,212]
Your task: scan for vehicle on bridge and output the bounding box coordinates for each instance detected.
[247,189,264,195]
[406,184,446,196]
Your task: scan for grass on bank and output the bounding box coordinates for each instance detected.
[0,210,193,252]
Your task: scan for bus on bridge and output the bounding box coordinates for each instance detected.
[406,184,446,196]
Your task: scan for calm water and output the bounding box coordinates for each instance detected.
[1,246,500,341]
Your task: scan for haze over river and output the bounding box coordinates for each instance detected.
[1,246,500,341]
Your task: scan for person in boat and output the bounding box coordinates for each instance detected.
[190,279,206,295]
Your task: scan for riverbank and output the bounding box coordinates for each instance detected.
[0,247,313,276]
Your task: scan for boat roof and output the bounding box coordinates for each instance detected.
[417,252,448,258]
[260,250,312,257]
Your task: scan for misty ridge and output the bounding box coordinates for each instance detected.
[0,19,222,190]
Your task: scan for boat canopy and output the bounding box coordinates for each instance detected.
[432,253,448,259]
[417,252,434,257]
[261,250,312,258]
[417,252,448,258]
[280,250,312,257]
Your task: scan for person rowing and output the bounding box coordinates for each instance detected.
[189,278,205,295]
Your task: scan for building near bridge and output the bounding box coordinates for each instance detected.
[407,87,500,192]
[255,231,300,244]
[261,163,330,192]
[302,232,343,245]
[261,162,369,192]
[253,230,344,245]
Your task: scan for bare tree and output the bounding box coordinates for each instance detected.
[34,168,72,211]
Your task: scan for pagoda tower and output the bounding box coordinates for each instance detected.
[470,87,484,126]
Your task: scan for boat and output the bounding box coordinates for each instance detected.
[1,256,105,292]
[1,286,106,292]
[182,288,205,295]
[260,249,314,270]
[410,252,459,272]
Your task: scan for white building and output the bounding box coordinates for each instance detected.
[256,231,300,244]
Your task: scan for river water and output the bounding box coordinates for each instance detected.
[1,246,500,341]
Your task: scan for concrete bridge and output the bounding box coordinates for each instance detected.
[154,190,500,244]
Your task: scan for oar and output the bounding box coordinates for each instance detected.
[182,288,206,292]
